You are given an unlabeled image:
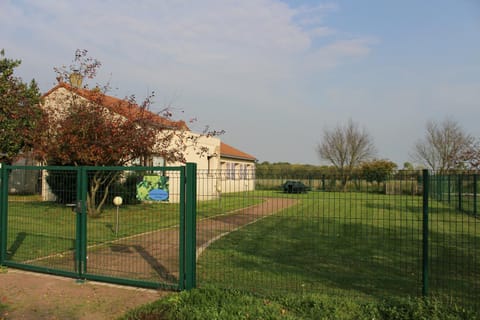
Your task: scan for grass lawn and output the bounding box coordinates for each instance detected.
[120,286,479,320]
[197,190,480,310]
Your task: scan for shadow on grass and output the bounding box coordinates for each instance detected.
[6,232,27,259]
[5,232,75,261]
[199,217,422,298]
[198,214,480,308]
[365,202,422,214]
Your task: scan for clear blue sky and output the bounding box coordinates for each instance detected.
[1,0,479,166]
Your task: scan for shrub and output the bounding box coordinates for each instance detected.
[120,289,480,320]
[45,169,77,204]
[46,169,145,207]
[107,173,141,205]
[377,296,479,320]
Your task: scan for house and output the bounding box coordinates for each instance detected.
[38,82,256,202]
[218,142,256,195]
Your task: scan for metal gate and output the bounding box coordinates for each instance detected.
[0,163,196,290]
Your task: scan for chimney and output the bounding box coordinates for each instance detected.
[69,70,83,88]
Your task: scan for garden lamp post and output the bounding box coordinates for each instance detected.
[113,196,123,236]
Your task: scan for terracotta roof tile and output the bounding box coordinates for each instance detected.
[42,83,188,130]
[220,142,256,161]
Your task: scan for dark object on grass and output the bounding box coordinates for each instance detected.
[282,181,309,193]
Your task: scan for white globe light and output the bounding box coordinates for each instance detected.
[113,196,123,206]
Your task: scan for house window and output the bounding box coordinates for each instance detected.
[152,156,165,167]
[247,164,255,180]
[221,162,227,179]
[207,156,215,174]
[239,164,248,179]
[226,162,236,180]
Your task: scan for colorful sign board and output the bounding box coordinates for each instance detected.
[136,175,169,201]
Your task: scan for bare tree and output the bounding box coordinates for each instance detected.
[317,119,376,189]
[412,118,472,172]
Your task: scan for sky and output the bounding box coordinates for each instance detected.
[1,0,479,166]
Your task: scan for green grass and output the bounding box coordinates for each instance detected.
[197,191,480,310]
[119,287,479,320]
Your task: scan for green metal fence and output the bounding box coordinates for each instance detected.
[2,165,479,310]
[430,173,479,216]
[195,169,480,311]
[0,163,197,290]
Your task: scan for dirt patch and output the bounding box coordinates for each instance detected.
[0,269,166,320]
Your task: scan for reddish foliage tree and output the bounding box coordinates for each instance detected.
[35,50,209,217]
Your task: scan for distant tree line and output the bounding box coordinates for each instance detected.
[256,159,399,183]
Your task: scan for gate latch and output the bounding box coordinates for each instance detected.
[66,201,82,214]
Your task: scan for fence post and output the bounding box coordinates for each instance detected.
[474,174,478,216]
[184,163,197,290]
[447,175,451,204]
[0,164,6,265]
[77,167,88,279]
[422,169,429,297]
[458,174,463,212]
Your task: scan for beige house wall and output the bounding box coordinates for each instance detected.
[218,158,255,195]
[161,139,257,203]
[40,86,256,204]
[158,134,221,203]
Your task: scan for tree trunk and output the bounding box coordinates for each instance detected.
[86,171,116,218]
